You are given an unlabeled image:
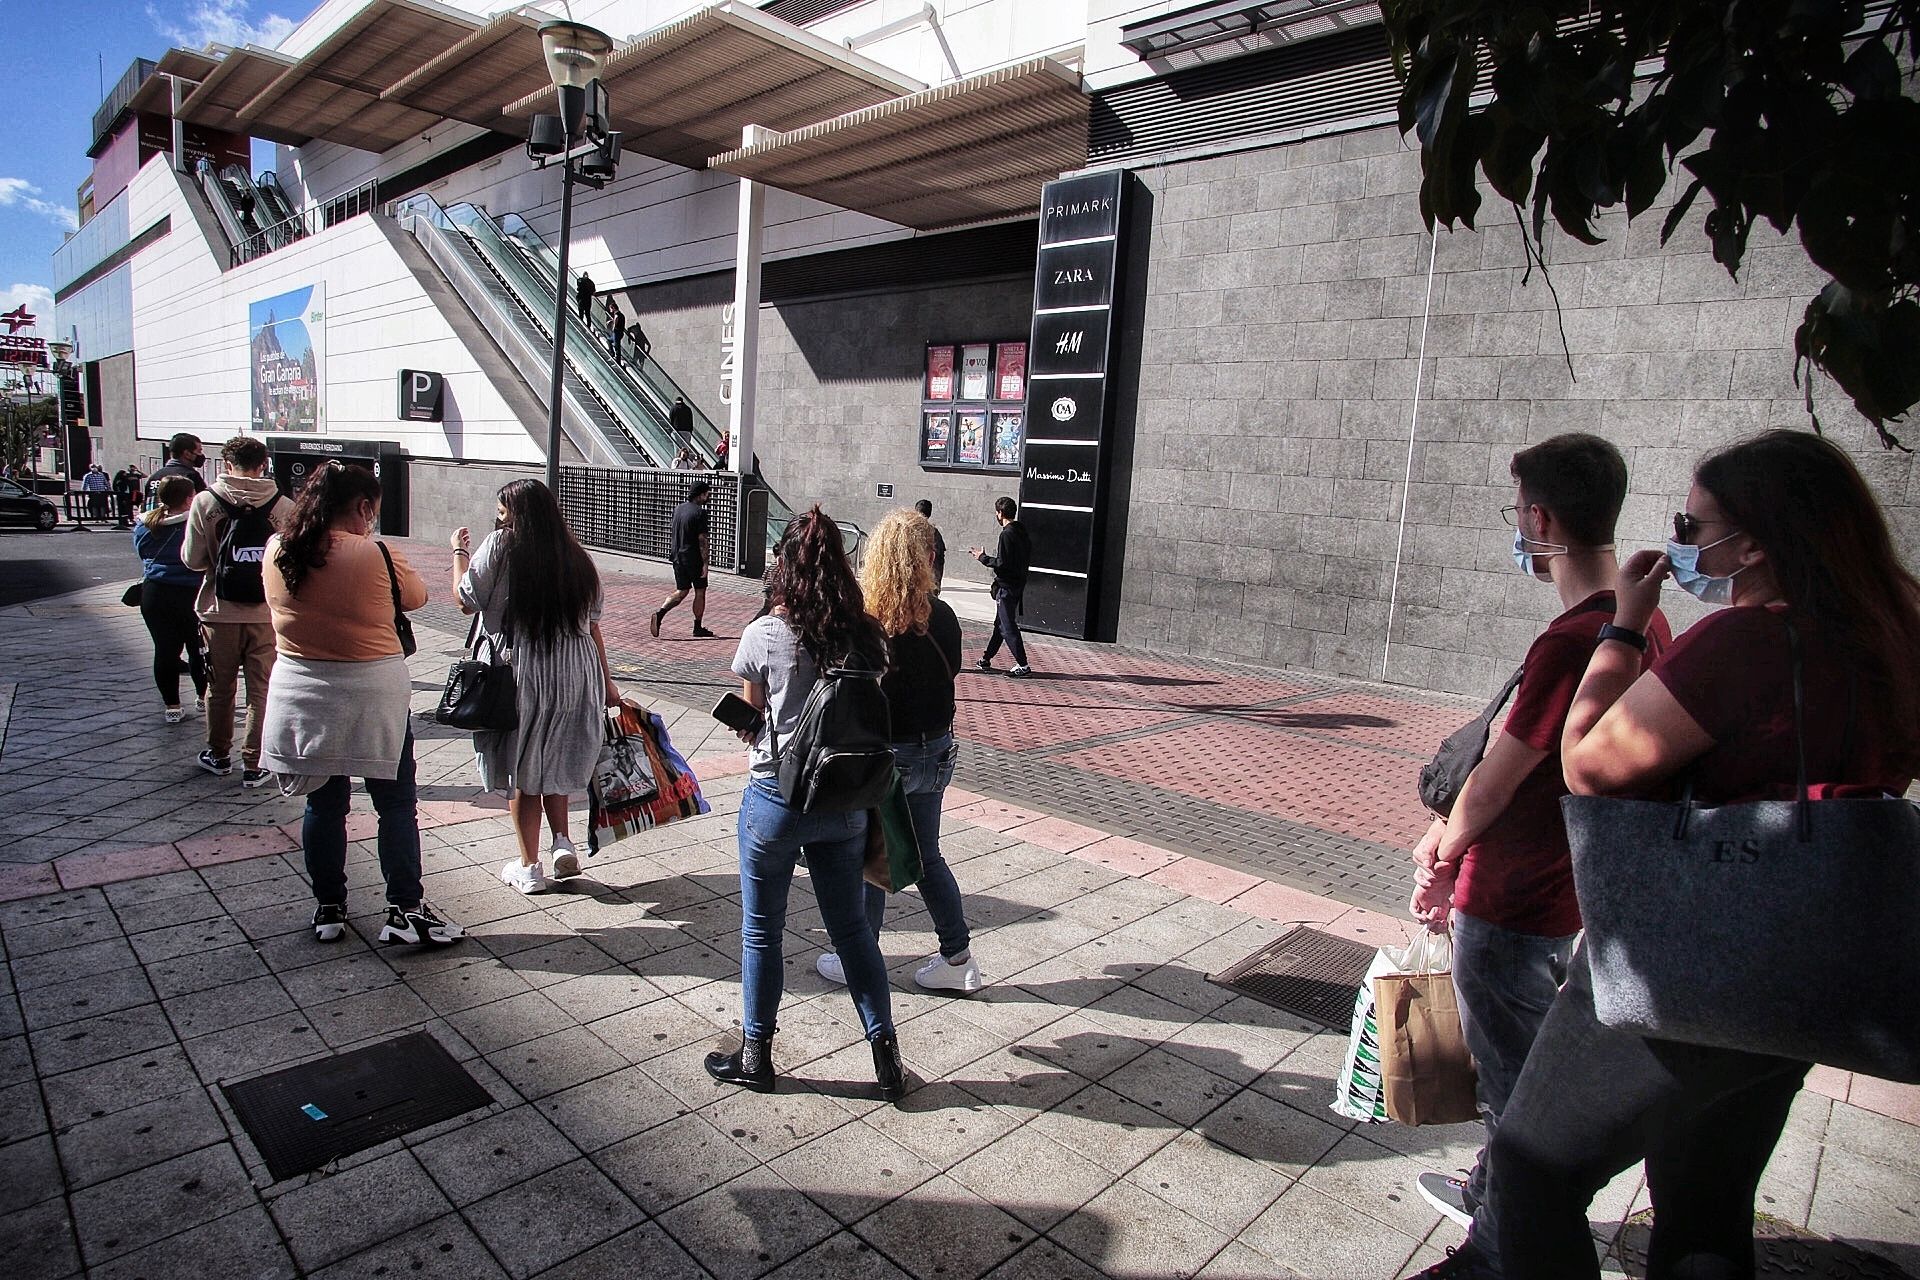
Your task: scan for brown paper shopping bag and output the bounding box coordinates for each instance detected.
[1375,969,1479,1126]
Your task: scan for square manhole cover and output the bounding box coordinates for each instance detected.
[1207,925,1376,1027]
[222,1031,491,1182]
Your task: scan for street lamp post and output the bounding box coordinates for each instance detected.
[531,20,618,496]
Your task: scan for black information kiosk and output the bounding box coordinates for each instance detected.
[265,436,410,537]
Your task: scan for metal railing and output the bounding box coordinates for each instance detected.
[231,177,381,266]
[558,467,749,573]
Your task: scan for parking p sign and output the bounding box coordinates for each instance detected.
[397,370,444,422]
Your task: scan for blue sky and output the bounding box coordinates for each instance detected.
[0,2,299,334]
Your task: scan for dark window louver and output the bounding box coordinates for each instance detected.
[761,220,1038,304]
[760,0,866,25]
[1089,25,1399,163]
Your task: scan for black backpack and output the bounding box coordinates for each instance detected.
[775,651,897,813]
[210,493,280,604]
[1416,596,1617,816]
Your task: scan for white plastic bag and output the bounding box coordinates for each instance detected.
[1331,928,1453,1122]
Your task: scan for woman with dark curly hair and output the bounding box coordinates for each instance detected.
[707,507,909,1101]
[451,478,627,893]
[260,462,462,948]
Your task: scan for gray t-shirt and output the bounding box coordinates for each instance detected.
[458,529,602,650]
[730,614,817,777]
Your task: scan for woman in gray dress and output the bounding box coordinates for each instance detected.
[451,479,624,893]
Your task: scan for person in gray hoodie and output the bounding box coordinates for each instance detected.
[184,436,290,788]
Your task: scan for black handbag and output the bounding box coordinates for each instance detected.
[437,614,518,732]
[375,542,417,658]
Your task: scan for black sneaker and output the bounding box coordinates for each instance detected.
[691,626,717,639]
[974,658,994,672]
[312,903,348,943]
[1007,665,1033,678]
[240,768,272,789]
[1411,1241,1500,1279]
[198,749,233,776]
[378,901,465,946]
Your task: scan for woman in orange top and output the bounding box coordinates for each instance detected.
[260,462,462,948]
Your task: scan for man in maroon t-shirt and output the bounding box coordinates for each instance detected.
[1407,435,1671,1249]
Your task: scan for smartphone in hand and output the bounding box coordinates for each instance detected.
[712,692,764,735]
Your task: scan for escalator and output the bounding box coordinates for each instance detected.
[395,193,650,469]
[493,212,798,542]
[395,193,796,543]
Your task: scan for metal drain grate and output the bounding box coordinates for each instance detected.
[223,1031,491,1182]
[1207,925,1377,1027]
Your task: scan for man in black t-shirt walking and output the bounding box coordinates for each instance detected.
[971,495,1031,677]
[651,480,715,639]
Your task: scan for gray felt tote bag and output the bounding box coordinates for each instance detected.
[1562,622,1920,1083]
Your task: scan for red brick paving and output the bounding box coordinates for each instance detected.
[1053,720,1436,850]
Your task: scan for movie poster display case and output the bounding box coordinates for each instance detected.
[919,340,1025,473]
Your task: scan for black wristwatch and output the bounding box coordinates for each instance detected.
[1597,623,1648,652]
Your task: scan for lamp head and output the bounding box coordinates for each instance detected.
[580,132,621,180]
[539,21,613,93]
[527,114,566,157]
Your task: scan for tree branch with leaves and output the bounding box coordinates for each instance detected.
[1383,0,1920,449]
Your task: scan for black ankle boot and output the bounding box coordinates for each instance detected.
[871,1031,908,1102]
[705,1036,775,1093]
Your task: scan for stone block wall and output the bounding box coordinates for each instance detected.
[408,458,541,545]
[629,275,1036,585]
[1119,121,1920,695]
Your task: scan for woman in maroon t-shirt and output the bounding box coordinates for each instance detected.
[1456,431,1920,1280]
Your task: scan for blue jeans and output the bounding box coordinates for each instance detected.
[738,776,892,1042]
[858,734,970,958]
[1450,908,1577,1253]
[982,589,1027,667]
[303,730,423,908]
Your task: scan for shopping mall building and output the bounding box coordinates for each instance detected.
[52,0,1919,694]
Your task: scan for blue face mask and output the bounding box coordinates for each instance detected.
[1510,527,1561,575]
[1665,531,1746,605]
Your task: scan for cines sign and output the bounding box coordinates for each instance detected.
[1016,169,1131,640]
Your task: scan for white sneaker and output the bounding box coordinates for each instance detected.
[914,952,983,994]
[500,859,548,895]
[815,951,847,985]
[549,835,581,880]
[194,696,206,714]
[164,706,185,725]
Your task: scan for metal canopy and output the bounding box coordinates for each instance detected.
[381,10,549,136]
[237,0,479,153]
[154,47,221,81]
[1119,0,1383,67]
[708,57,1090,231]
[176,46,309,146]
[126,73,177,119]
[502,1,922,169]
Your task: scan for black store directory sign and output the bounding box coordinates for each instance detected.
[1018,169,1127,639]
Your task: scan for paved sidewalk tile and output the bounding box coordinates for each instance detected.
[3,572,1916,1280]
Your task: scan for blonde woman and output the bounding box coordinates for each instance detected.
[818,508,982,993]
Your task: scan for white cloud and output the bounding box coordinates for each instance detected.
[0,178,80,233]
[148,1,297,50]
[0,284,55,333]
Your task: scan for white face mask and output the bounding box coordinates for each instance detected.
[1510,526,1566,576]
[1665,531,1748,605]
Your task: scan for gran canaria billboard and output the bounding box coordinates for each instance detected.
[250,285,324,433]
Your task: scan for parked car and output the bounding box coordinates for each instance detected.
[0,477,59,530]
